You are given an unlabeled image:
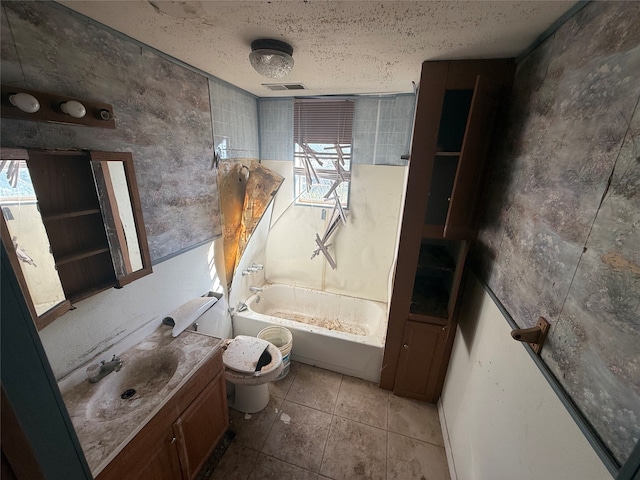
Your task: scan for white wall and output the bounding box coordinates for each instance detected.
[39,239,224,380]
[441,274,611,480]
[263,160,406,304]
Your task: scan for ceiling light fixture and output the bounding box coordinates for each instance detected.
[249,39,294,79]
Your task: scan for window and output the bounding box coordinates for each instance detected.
[293,98,354,207]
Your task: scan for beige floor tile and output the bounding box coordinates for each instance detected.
[210,442,258,480]
[228,395,283,451]
[335,375,389,429]
[387,432,450,480]
[286,364,342,413]
[248,453,319,480]
[262,400,332,472]
[268,361,301,399]
[388,395,444,446]
[320,416,386,480]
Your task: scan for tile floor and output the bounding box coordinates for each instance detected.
[210,362,451,480]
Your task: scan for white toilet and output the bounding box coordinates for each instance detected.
[166,296,284,414]
[223,335,283,413]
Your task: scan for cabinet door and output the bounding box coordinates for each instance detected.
[173,371,229,480]
[444,75,496,239]
[393,321,449,403]
[96,426,181,480]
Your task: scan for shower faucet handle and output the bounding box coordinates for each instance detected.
[242,263,264,275]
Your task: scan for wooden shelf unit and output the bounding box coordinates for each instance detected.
[381,59,515,403]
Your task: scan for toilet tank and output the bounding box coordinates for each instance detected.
[195,298,232,339]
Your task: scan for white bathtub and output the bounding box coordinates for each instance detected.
[231,283,388,383]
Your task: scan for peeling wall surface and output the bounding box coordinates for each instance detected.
[1,1,221,261]
[475,2,640,465]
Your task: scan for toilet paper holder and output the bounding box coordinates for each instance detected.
[511,317,550,355]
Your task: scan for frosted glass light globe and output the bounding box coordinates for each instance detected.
[60,100,86,118]
[249,39,294,79]
[9,92,40,113]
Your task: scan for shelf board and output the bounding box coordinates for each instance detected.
[417,244,455,271]
[42,208,102,221]
[67,280,116,303]
[434,151,461,157]
[55,247,110,266]
[410,286,450,319]
[408,312,449,326]
[422,224,445,239]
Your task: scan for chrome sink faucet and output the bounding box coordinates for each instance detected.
[86,355,123,383]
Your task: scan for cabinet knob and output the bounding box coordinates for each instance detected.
[171,437,176,444]
[403,344,409,349]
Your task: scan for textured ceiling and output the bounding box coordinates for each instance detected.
[58,1,576,97]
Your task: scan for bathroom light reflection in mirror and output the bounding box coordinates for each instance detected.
[0,158,66,315]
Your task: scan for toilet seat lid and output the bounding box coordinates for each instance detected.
[223,336,272,374]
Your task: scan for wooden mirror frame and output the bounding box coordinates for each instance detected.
[0,148,152,330]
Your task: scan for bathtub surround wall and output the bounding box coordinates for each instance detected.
[265,161,406,303]
[228,202,273,314]
[257,96,415,303]
[0,1,257,378]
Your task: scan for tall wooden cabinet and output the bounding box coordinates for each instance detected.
[381,60,515,402]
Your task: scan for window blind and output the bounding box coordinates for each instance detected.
[294,98,355,145]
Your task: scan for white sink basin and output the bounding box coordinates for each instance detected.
[85,351,181,423]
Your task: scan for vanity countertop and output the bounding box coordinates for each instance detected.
[61,327,224,476]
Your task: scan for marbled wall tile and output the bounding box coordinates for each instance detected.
[553,2,640,71]
[544,104,640,464]
[477,1,640,463]
[1,2,220,261]
[5,2,142,102]
[0,5,23,84]
[488,197,582,327]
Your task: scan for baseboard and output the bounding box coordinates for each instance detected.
[437,398,458,480]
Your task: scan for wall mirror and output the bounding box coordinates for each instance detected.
[0,148,152,330]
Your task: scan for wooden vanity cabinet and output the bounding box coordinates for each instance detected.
[173,369,228,480]
[381,60,515,402]
[96,347,228,480]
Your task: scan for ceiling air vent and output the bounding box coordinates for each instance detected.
[262,83,306,91]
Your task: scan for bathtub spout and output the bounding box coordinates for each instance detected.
[249,285,263,293]
[237,302,248,312]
